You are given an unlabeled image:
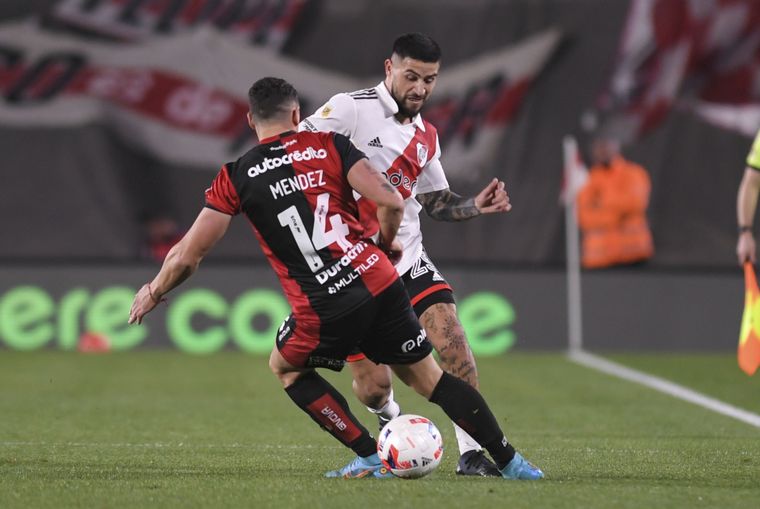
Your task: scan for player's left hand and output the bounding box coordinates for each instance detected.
[475,178,511,214]
[128,283,162,325]
[379,238,403,265]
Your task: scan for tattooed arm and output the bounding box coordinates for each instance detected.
[416,178,511,222]
[416,189,480,221]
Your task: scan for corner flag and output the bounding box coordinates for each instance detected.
[739,262,760,375]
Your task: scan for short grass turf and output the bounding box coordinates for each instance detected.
[1,351,759,509]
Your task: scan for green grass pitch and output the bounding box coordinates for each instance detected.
[1,351,759,508]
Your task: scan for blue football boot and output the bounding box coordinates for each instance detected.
[500,452,544,480]
[325,453,393,479]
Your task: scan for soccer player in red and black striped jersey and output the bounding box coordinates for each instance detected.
[128,77,543,480]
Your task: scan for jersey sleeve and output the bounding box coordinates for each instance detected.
[204,164,240,215]
[416,134,449,193]
[747,130,760,171]
[299,93,357,137]
[331,133,368,176]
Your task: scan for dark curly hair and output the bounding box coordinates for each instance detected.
[392,33,441,63]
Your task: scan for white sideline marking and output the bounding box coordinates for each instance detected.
[569,350,760,428]
[0,441,340,450]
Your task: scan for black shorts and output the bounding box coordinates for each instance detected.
[276,279,433,371]
[344,248,455,363]
[401,247,455,317]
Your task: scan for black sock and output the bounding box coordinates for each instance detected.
[284,370,377,458]
[429,372,516,469]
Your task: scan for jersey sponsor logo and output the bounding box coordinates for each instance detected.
[416,143,428,167]
[316,241,369,284]
[269,139,297,151]
[368,137,383,148]
[325,253,382,295]
[270,170,326,199]
[247,147,327,177]
[386,168,417,193]
[401,328,428,353]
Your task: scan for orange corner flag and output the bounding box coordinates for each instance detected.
[739,262,760,375]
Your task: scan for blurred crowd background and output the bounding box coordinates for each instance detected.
[1,0,756,269]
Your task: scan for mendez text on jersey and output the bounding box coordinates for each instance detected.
[269,170,326,199]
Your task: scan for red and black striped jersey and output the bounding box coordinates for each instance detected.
[205,130,399,322]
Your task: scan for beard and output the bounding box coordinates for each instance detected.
[391,87,425,119]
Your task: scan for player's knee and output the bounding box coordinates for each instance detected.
[268,347,296,386]
[352,377,391,409]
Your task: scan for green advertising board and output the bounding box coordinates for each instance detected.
[0,281,516,356]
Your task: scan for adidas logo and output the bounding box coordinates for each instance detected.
[368,137,383,148]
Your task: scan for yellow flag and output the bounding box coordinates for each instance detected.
[738,262,760,375]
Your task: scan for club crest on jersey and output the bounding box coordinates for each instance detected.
[321,105,333,118]
[416,143,428,167]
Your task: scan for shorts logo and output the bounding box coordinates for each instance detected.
[276,317,293,343]
[416,143,428,167]
[401,328,427,353]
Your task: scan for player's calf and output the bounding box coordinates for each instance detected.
[420,302,479,389]
[270,348,380,473]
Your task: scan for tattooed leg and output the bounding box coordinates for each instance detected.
[419,302,479,389]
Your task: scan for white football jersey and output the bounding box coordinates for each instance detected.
[300,82,449,275]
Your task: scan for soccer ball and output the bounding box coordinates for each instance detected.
[377,414,443,479]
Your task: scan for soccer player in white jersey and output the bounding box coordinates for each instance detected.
[298,33,513,477]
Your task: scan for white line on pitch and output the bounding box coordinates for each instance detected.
[568,349,760,429]
[0,441,341,449]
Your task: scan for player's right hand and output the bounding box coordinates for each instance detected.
[737,232,756,266]
[128,283,161,325]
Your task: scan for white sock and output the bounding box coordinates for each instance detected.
[454,423,482,456]
[367,390,400,420]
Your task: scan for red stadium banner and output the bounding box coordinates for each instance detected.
[596,0,760,141]
[0,20,559,178]
[50,0,310,49]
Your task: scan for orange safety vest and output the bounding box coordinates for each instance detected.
[576,156,654,269]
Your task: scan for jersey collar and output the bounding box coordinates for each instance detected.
[258,130,296,144]
[375,82,426,132]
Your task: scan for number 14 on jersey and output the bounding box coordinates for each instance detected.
[277,193,352,272]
